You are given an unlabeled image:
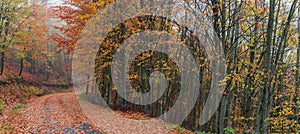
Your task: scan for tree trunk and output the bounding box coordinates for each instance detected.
[0,47,5,75]
[255,0,275,133]
[19,58,24,77]
[294,3,300,132]
[0,21,9,75]
[86,74,90,95]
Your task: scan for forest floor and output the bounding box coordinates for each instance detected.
[0,92,192,134]
[0,92,104,133]
[0,65,192,134]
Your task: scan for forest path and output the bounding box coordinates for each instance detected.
[12,92,103,133]
[9,92,180,134]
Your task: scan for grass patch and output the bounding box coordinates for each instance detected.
[11,104,24,112]
[0,99,4,114]
[2,125,12,132]
[195,131,210,134]
[139,120,148,124]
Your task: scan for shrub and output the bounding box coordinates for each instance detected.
[224,127,236,134]
[27,86,44,96]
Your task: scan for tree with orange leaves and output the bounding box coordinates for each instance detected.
[12,2,49,76]
[49,0,113,53]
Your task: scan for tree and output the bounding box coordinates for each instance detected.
[294,1,300,132]
[13,1,49,77]
[0,0,31,75]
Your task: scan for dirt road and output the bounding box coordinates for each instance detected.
[4,92,176,134]
[9,92,103,133]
